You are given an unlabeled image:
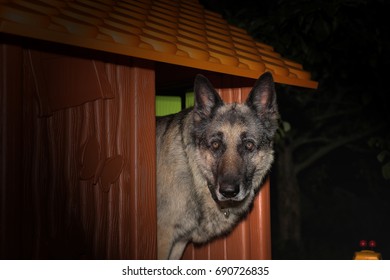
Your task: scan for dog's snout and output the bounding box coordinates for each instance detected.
[219,183,240,198]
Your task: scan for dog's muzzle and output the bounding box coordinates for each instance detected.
[207,182,246,205]
[219,183,240,198]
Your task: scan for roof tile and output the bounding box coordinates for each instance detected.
[0,0,318,88]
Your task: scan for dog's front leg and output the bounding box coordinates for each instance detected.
[168,240,188,260]
[157,226,173,259]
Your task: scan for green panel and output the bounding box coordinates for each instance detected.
[155,96,181,116]
[156,92,194,116]
[185,92,194,109]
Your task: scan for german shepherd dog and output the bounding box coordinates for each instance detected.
[156,72,279,259]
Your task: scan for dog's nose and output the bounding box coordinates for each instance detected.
[219,184,239,198]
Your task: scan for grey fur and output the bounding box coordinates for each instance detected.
[156,72,279,259]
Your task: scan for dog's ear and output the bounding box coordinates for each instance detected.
[245,72,278,118]
[193,74,223,121]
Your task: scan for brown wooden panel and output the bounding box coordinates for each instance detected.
[249,178,272,259]
[226,218,250,259]
[28,51,114,116]
[24,50,120,259]
[1,40,157,259]
[0,43,23,259]
[120,59,157,259]
[209,236,227,259]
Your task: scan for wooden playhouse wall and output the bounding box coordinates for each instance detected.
[0,38,270,259]
[0,40,156,259]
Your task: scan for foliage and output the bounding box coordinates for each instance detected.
[201,0,390,259]
[369,135,390,180]
[202,0,390,186]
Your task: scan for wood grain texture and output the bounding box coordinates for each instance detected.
[120,59,157,259]
[0,40,157,259]
[0,43,23,259]
[249,178,272,259]
[1,39,268,260]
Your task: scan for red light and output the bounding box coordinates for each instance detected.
[369,240,377,248]
[359,240,367,248]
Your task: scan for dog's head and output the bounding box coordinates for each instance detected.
[192,73,279,208]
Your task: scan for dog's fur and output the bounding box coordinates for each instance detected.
[156,72,279,259]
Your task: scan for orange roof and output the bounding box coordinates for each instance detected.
[0,0,318,88]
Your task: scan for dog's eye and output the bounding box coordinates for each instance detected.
[211,140,221,150]
[244,141,255,152]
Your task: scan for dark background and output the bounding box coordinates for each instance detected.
[201,0,390,259]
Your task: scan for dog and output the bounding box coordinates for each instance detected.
[156,72,279,259]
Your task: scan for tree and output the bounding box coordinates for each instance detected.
[202,0,390,258]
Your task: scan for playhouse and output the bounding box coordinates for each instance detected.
[0,0,317,259]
